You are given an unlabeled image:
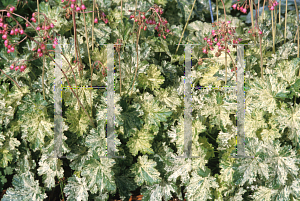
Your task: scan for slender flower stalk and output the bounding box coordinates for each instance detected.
[216,0,219,22]
[42,55,46,100]
[250,0,256,45]
[92,0,95,51]
[46,53,96,128]
[271,8,275,53]
[294,0,299,59]
[284,0,287,44]
[82,6,94,109]
[175,0,197,55]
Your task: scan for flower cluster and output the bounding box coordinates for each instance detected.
[0,5,59,72]
[129,4,171,39]
[9,64,27,72]
[94,11,109,24]
[268,0,279,10]
[202,21,241,57]
[231,2,250,14]
[232,0,279,13]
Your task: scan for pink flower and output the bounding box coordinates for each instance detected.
[259,31,262,35]
[270,6,274,10]
[203,48,208,54]
[227,21,231,24]
[50,23,54,28]
[214,38,218,42]
[232,4,237,9]
[217,42,221,46]
[204,37,207,41]
[227,49,230,53]
[81,4,86,10]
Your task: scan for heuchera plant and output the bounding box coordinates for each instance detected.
[0,0,300,200]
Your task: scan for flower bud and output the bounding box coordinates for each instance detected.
[94,18,98,23]
[15,66,19,71]
[81,4,86,10]
[7,13,11,18]
[20,29,24,34]
[50,23,54,28]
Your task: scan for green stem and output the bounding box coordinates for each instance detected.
[82,8,93,111]
[271,9,275,54]
[132,0,138,44]
[42,55,45,100]
[175,0,197,55]
[37,0,40,25]
[294,0,300,59]
[261,0,266,24]
[129,26,141,96]
[250,0,256,45]
[0,69,22,91]
[225,40,227,86]
[216,0,218,22]
[92,0,95,51]
[46,54,96,128]
[284,0,287,44]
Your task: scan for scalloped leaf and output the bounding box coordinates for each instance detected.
[81,158,117,194]
[131,155,161,186]
[63,175,89,201]
[2,172,47,201]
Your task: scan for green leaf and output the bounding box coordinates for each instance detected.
[140,181,177,201]
[37,155,64,190]
[127,125,155,156]
[16,92,53,152]
[0,131,21,168]
[140,93,172,129]
[131,155,162,186]
[185,170,219,201]
[63,175,89,201]
[138,64,165,91]
[119,100,144,137]
[2,172,48,201]
[153,86,181,111]
[81,158,117,194]
[65,106,91,137]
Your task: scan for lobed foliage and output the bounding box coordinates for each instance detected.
[0,0,300,200]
